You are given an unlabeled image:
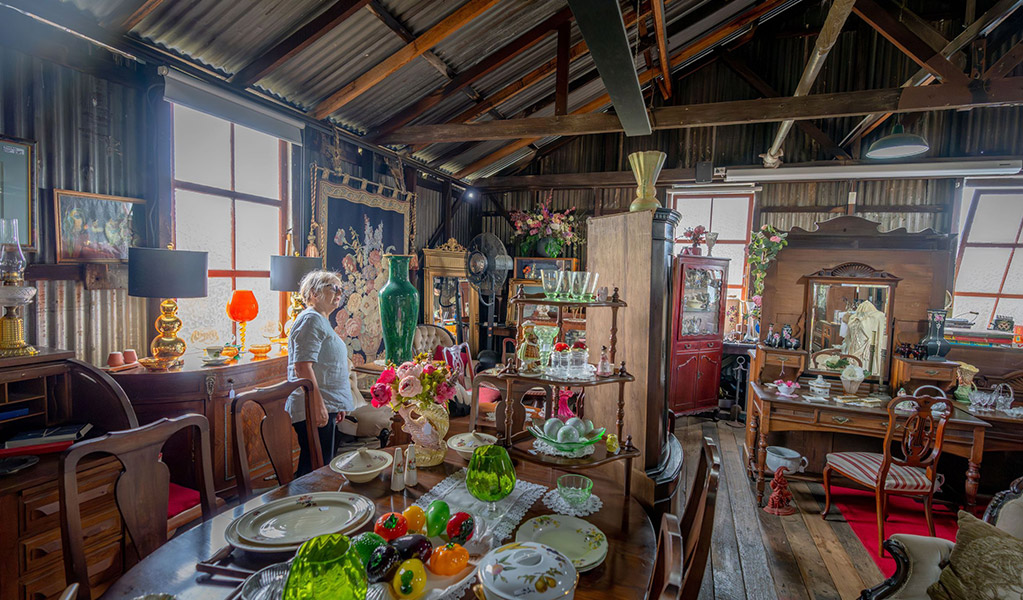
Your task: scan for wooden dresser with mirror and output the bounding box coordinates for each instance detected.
[421,240,479,355]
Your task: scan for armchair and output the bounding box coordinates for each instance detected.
[860,476,1023,599]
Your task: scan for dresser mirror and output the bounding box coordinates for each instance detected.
[804,262,901,381]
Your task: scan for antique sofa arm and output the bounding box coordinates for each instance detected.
[859,534,954,600]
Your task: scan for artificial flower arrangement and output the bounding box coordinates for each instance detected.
[683,225,707,246]
[510,196,583,257]
[774,379,800,395]
[370,353,456,410]
[746,224,789,320]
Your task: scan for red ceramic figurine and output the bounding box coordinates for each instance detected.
[763,466,796,516]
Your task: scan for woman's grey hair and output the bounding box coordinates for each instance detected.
[299,270,342,305]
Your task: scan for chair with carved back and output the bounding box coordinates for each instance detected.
[59,414,217,600]
[821,390,950,556]
[647,436,721,600]
[809,348,863,373]
[231,378,317,500]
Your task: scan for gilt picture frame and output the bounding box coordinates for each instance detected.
[54,189,143,263]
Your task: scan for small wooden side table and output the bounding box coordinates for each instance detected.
[749,344,807,384]
[890,356,958,393]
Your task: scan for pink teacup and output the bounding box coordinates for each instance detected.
[122,349,138,364]
[107,352,125,368]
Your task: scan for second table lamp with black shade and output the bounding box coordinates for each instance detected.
[128,247,208,367]
[270,254,323,337]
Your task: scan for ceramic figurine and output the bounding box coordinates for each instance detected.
[595,286,609,302]
[764,324,776,347]
[390,447,405,491]
[606,433,620,454]
[763,466,795,516]
[404,443,417,487]
[516,327,543,374]
[781,324,800,350]
[596,346,613,377]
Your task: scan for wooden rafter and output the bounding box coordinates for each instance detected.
[367,7,573,140]
[853,0,970,85]
[230,0,370,87]
[720,52,850,159]
[401,77,1023,148]
[985,40,1023,79]
[840,0,1023,146]
[555,22,570,115]
[311,0,501,119]
[477,167,698,190]
[652,0,672,99]
[101,0,164,33]
[367,0,456,79]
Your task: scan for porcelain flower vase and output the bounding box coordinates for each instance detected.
[396,402,449,467]
[378,255,419,364]
[921,309,952,362]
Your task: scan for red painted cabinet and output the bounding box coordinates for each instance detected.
[668,255,729,414]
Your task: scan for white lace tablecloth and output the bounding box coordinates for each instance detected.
[541,488,603,517]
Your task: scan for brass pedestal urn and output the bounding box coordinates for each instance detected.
[628,150,667,212]
[0,286,38,358]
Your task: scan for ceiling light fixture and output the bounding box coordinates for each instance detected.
[865,122,930,159]
[724,159,1022,182]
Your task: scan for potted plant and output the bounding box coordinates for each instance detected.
[371,354,456,467]
[510,197,582,257]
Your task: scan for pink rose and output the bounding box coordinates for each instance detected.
[435,381,455,403]
[398,375,423,398]
[370,382,392,408]
[752,295,762,307]
[378,367,397,385]
[344,317,362,337]
[770,235,781,243]
[396,361,416,379]
[423,363,437,375]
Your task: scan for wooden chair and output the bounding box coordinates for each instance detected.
[231,378,316,500]
[59,414,217,600]
[648,436,721,600]
[57,584,79,600]
[821,394,950,556]
[809,348,863,372]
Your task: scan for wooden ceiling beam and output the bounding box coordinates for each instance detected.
[476,167,697,190]
[229,0,370,87]
[101,0,164,33]
[555,22,571,115]
[311,0,501,119]
[719,52,850,159]
[392,77,1023,146]
[366,0,456,79]
[652,0,672,99]
[853,0,969,85]
[367,7,573,140]
[985,40,1023,79]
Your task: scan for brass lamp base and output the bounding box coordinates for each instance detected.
[150,298,187,360]
[0,310,38,358]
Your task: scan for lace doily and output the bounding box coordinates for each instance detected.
[531,439,596,458]
[415,468,547,543]
[541,488,603,517]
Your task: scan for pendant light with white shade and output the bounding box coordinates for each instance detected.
[865,120,930,159]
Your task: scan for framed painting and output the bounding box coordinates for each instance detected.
[0,135,37,251]
[54,189,142,263]
[514,257,577,280]
[311,168,414,368]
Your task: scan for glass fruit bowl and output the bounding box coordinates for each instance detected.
[527,420,605,453]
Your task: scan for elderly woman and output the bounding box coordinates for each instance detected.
[287,270,354,476]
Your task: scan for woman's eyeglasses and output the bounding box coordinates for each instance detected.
[329,284,342,294]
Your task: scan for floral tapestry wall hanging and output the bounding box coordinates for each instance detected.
[309,165,415,368]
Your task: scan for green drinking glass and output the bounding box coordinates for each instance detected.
[466,444,516,517]
[283,533,367,600]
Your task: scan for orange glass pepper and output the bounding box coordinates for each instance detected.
[428,542,469,576]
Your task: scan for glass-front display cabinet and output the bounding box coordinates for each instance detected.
[422,240,479,354]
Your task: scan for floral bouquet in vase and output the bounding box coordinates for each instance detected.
[371,354,455,467]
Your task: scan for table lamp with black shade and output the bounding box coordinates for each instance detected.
[270,255,323,332]
[128,247,208,363]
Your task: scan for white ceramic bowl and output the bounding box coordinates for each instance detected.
[765,446,808,474]
[447,431,497,460]
[477,541,577,600]
[329,448,392,483]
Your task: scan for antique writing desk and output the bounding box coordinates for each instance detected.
[744,381,991,510]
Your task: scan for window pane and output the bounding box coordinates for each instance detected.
[710,197,751,241]
[234,125,281,198]
[993,298,1023,324]
[235,201,280,271]
[955,246,1010,293]
[173,105,230,189]
[712,243,747,291]
[951,295,997,327]
[178,277,234,348]
[674,197,712,237]
[236,277,282,338]
[967,193,1023,243]
[174,190,232,270]
[1001,252,1023,295]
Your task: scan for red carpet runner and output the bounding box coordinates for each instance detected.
[831,485,960,576]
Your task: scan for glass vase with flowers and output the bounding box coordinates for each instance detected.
[371,354,455,467]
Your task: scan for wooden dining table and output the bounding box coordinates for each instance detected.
[101,451,656,600]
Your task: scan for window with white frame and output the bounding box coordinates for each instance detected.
[952,186,1023,328]
[669,193,755,299]
[170,104,288,346]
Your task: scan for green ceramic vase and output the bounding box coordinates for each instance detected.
[378,254,419,364]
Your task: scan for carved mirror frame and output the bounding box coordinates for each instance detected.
[803,262,902,382]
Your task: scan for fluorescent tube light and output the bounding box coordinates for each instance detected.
[724,160,1022,182]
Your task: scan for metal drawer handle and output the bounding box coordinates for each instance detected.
[778,357,789,363]
[924,369,939,376]
[881,422,904,430]
[832,416,850,424]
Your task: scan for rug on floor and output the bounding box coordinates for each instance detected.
[831,485,960,576]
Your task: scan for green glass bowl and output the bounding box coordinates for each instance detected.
[557,474,593,507]
[527,423,606,453]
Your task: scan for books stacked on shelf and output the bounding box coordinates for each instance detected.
[3,423,92,449]
[945,328,1014,348]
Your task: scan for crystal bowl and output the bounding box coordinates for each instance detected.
[527,420,605,453]
[0,286,36,306]
[557,474,592,507]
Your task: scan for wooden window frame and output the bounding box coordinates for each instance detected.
[169,106,290,331]
[953,186,1023,324]
[668,192,755,299]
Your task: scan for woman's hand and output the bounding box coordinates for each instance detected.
[335,411,347,424]
[315,401,329,428]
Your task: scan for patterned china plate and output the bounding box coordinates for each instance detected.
[515,515,608,572]
[230,492,374,548]
[226,506,374,554]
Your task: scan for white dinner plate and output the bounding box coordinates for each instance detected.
[515,515,608,572]
[228,492,374,551]
[226,506,374,554]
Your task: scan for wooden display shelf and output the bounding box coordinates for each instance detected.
[510,293,627,309]
[477,370,634,388]
[509,435,640,468]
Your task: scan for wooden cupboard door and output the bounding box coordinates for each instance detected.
[669,353,699,413]
[696,351,721,411]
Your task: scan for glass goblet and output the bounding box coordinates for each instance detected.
[466,444,516,518]
[555,271,571,300]
[573,272,592,300]
[534,325,560,368]
[586,272,599,302]
[541,270,559,299]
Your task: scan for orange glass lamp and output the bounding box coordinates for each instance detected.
[226,290,259,352]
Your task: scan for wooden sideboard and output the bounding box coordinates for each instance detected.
[0,349,138,600]
[111,352,289,496]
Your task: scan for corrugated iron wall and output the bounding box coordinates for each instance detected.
[0,44,149,365]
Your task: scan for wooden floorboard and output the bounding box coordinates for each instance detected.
[671,419,886,599]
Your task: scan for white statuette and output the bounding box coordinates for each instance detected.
[404,443,418,487]
[390,447,405,491]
